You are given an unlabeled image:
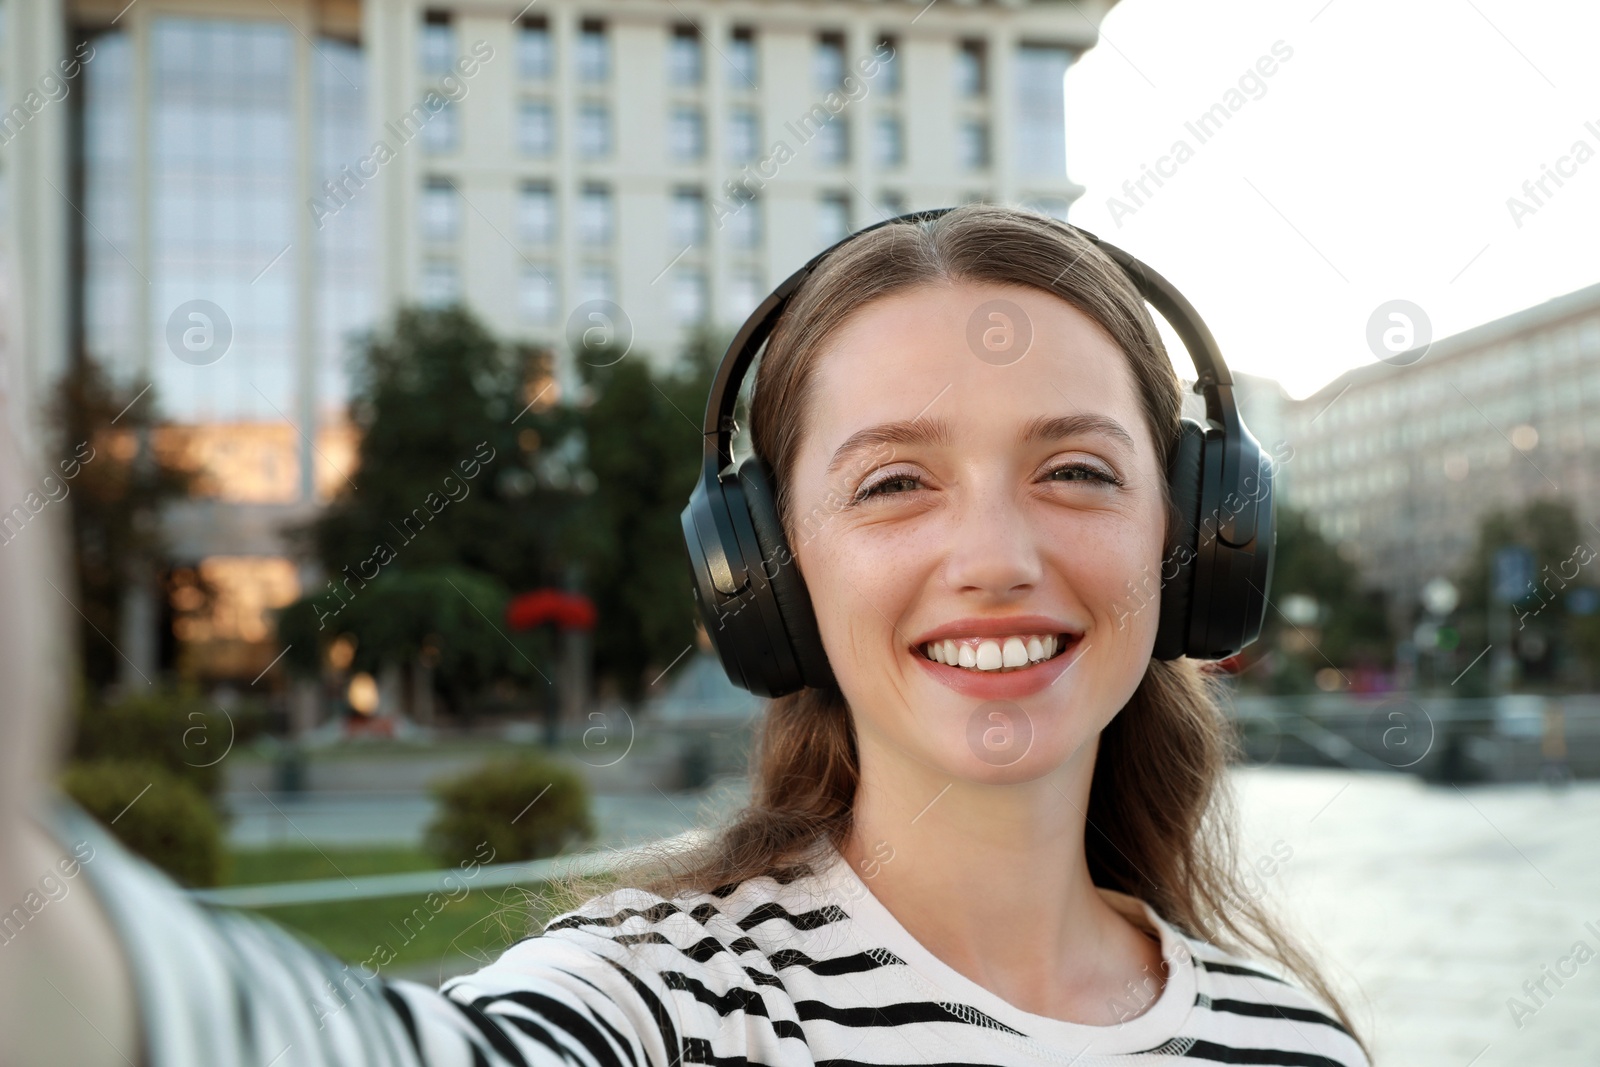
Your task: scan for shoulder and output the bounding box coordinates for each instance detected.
[435,864,841,1064]
[447,862,839,1000]
[1173,934,1371,1067]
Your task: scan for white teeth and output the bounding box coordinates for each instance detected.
[921,633,1069,672]
[1001,637,1028,667]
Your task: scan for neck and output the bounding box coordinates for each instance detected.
[838,728,1165,1026]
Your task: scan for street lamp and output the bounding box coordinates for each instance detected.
[1418,577,1459,690]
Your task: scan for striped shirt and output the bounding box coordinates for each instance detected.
[43,796,1368,1066]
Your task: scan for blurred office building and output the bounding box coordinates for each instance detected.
[0,0,1112,680]
[1284,283,1600,617]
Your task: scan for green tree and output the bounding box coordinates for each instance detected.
[50,355,199,692]
[1251,504,1392,692]
[570,324,723,702]
[279,304,583,711]
[302,304,583,590]
[1453,497,1599,690]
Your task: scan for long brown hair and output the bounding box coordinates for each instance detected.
[550,204,1367,1051]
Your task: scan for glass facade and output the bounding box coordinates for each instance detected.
[727,109,758,163]
[669,106,704,161]
[1016,45,1072,177]
[81,31,138,377]
[517,182,556,245]
[150,17,297,422]
[670,189,705,248]
[77,17,373,501]
[518,100,555,157]
[518,18,552,80]
[313,37,373,439]
[668,28,701,86]
[813,35,844,91]
[726,30,757,90]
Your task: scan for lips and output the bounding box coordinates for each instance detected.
[908,620,1088,700]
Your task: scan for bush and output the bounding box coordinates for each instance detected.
[62,759,227,887]
[72,685,232,800]
[424,753,595,867]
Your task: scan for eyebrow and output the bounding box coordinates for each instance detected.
[826,412,1136,476]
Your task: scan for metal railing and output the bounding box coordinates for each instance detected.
[192,828,709,908]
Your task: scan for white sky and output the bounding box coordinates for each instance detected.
[1062,0,1600,399]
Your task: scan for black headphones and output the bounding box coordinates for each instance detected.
[679,207,1275,698]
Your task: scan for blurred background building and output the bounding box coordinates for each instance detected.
[0,0,1109,681]
[1283,283,1600,620]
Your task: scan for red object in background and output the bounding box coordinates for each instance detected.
[506,589,597,632]
[1211,652,1248,674]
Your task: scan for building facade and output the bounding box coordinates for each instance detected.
[1283,283,1600,618]
[1,0,1113,680]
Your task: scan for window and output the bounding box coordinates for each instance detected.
[724,190,761,249]
[955,40,986,97]
[1016,45,1071,177]
[519,266,557,324]
[669,106,704,161]
[670,189,705,248]
[728,268,763,321]
[814,33,845,91]
[420,10,454,76]
[727,109,759,164]
[421,259,458,306]
[580,262,614,304]
[518,101,554,157]
[727,28,757,90]
[669,26,702,86]
[878,37,901,94]
[579,184,613,246]
[577,20,608,83]
[420,177,459,241]
[816,192,850,248]
[958,119,989,169]
[517,182,555,244]
[518,17,552,80]
[578,102,610,158]
[422,101,458,154]
[814,117,847,166]
[672,268,708,325]
[879,190,907,219]
[874,115,903,167]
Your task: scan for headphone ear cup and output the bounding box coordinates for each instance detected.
[737,455,838,693]
[1155,418,1206,660]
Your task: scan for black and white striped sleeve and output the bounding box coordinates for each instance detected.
[43,796,682,1067]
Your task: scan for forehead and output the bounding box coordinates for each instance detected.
[803,280,1150,462]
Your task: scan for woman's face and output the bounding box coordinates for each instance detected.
[786,279,1169,782]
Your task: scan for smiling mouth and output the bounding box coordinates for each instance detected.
[915,632,1079,673]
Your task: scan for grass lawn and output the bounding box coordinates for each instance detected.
[224,845,441,886]
[228,845,563,973]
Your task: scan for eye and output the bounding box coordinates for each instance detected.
[1045,460,1123,487]
[854,471,922,502]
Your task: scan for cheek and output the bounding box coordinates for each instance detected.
[1064,513,1167,642]
[797,523,925,662]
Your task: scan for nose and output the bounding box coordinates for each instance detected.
[939,477,1044,598]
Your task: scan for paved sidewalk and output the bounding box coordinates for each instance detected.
[225,780,749,850]
[1229,765,1600,1066]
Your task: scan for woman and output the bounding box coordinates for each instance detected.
[0,204,1369,1065]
